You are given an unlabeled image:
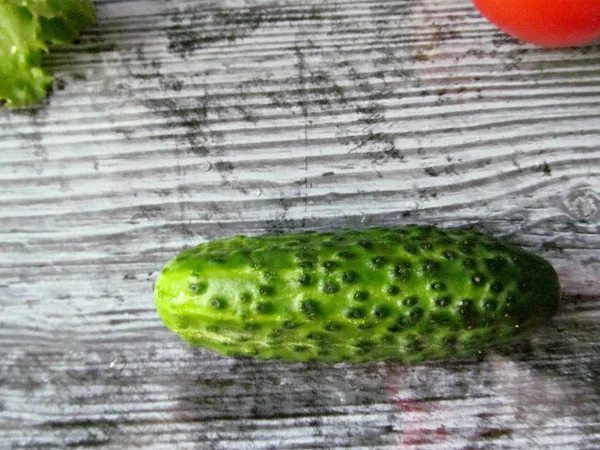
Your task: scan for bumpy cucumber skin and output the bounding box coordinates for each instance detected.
[154,225,560,363]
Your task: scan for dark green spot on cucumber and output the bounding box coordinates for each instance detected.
[443,250,457,260]
[357,321,374,330]
[322,261,337,271]
[442,335,458,348]
[300,299,321,319]
[256,302,274,314]
[387,323,404,333]
[240,292,252,303]
[407,307,424,323]
[483,299,498,311]
[346,307,366,319]
[486,257,508,273]
[435,296,452,307]
[358,240,374,250]
[298,274,312,286]
[393,261,412,281]
[298,261,314,269]
[373,304,391,319]
[262,271,275,281]
[210,297,227,309]
[423,260,441,276]
[387,285,400,295]
[431,282,446,291]
[458,298,474,314]
[404,334,425,353]
[338,251,355,260]
[353,339,375,354]
[353,291,369,302]
[324,321,343,332]
[189,282,207,294]
[283,320,298,329]
[342,271,359,284]
[323,282,340,294]
[403,243,419,254]
[403,296,418,307]
[380,334,396,344]
[306,332,329,344]
[490,281,504,293]
[420,242,434,251]
[372,256,387,267]
[463,258,476,269]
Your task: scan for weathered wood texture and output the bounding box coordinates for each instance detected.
[1,0,600,448]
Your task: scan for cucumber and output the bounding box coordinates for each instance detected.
[154,225,560,363]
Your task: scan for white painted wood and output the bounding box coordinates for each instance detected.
[1,0,599,448]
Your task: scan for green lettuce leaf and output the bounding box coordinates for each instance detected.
[0,0,95,107]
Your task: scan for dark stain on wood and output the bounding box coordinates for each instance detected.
[167,4,329,58]
[479,427,513,439]
[167,7,264,57]
[214,161,234,173]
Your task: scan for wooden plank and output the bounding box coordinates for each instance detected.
[1,0,599,448]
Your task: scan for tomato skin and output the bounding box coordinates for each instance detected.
[472,0,600,48]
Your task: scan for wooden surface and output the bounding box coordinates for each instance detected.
[2,0,600,448]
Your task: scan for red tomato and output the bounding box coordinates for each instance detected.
[472,0,600,48]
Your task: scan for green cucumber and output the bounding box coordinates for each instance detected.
[154,225,560,362]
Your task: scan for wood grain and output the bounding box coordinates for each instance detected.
[1,0,599,448]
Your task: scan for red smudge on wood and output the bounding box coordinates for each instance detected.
[392,398,431,413]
